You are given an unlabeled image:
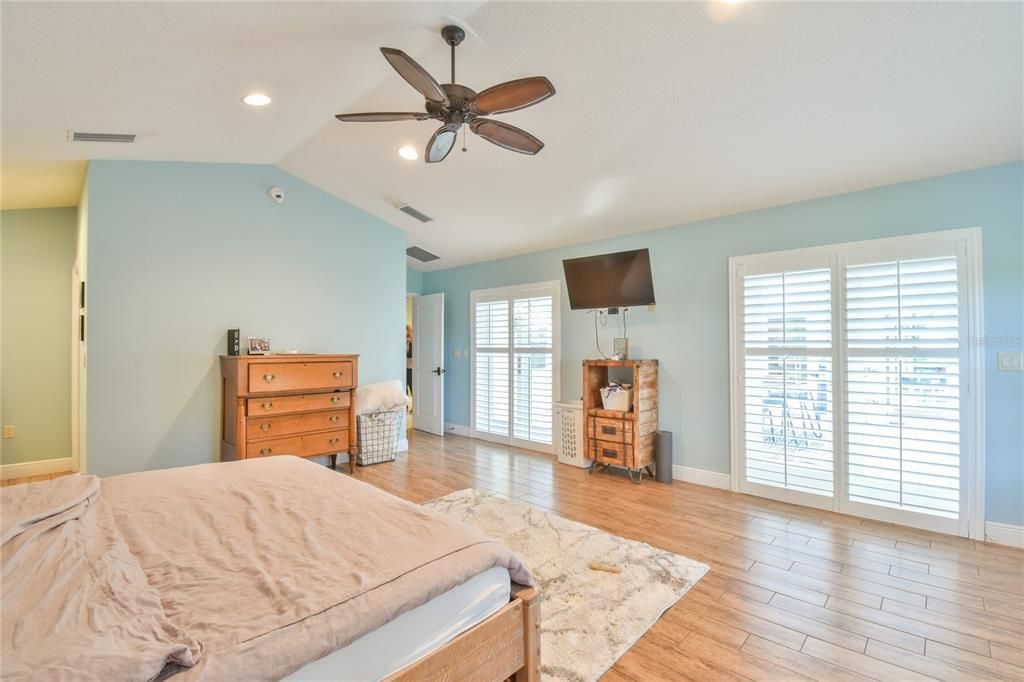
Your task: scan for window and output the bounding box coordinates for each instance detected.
[730,229,983,537]
[472,281,560,452]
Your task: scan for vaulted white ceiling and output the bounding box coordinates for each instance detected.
[3,2,1021,268]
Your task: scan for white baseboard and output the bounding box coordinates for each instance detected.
[444,423,471,437]
[397,438,409,453]
[672,465,731,490]
[0,457,74,480]
[985,521,1024,548]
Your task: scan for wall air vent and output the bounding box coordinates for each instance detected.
[69,131,137,143]
[398,204,433,223]
[406,246,440,263]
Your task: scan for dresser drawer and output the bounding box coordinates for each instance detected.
[591,440,628,466]
[588,417,633,444]
[249,429,350,458]
[247,409,349,441]
[247,361,354,394]
[247,391,350,416]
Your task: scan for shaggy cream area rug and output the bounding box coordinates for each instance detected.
[423,489,708,682]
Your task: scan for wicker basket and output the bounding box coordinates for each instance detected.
[357,410,402,465]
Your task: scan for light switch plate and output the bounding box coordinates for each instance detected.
[997,352,1024,372]
[2,425,14,439]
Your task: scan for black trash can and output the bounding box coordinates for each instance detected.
[655,430,673,483]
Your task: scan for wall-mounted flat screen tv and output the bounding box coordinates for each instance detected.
[562,248,656,310]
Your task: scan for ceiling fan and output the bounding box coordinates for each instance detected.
[335,25,555,163]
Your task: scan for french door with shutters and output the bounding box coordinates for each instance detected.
[729,229,983,538]
[471,281,561,453]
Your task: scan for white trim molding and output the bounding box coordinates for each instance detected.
[444,422,471,437]
[985,522,1024,549]
[396,438,409,453]
[0,457,74,481]
[672,465,731,490]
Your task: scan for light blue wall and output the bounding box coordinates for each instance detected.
[423,163,1024,525]
[407,266,423,294]
[86,161,406,477]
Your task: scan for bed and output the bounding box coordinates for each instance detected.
[0,456,540,681]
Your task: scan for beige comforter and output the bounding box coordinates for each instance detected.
[3,456,532,681]
[1,474,201,680]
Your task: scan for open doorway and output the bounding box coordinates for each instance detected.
[406,295,414,433]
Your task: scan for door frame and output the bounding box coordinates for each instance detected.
[70,259,83,473]
[728,227,985,539]
[469,280,561,454]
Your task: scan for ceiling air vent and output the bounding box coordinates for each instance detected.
[398,204,433,223]
[69,131,137,143]
[407,246,440,263]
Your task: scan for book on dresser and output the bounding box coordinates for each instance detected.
[582,359,658,484]
[220,354,359,473]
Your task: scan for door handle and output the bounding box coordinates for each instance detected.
[432,366,445,376]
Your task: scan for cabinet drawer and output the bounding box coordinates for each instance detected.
[248,429,350,458]
[247,409,349,440]
[247,361,354,394]
[247,391,350,416]
[591,440,628,466]
[588,417,633,444]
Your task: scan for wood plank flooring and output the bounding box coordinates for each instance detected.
[356,432,1024,682]
[0,471,70,487]
[2,434,1020,681]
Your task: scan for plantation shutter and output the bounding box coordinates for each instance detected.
[474,300,510,437]
[513,296,555,444]
[472,282,559,449]
[742,267,834,496]
[845,256,961,518]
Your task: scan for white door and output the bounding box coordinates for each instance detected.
[412,293,445,435]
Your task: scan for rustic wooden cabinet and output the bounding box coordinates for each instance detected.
[582,359,658,483]
[220,354,358,473]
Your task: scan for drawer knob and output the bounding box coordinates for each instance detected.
[259,423,271,432]
[328,437,340,445]
[261,402,274,409]
[259,447,273,455]
[332,371,344,379]
[601,425,617,435]
[263,374,275,382]
[329,415,340,423]
[331,396,343,404]
[602,448,618,459]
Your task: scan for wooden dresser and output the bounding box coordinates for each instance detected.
[220,354,358,473]
[583,359,658,483]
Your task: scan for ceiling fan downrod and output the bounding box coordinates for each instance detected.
[441,25,465,85]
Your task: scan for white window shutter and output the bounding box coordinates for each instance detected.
[845,256,961,518]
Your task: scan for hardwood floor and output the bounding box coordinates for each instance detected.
[0,471,70,487]
[2,435,1020,680]
[357,431,1024,682]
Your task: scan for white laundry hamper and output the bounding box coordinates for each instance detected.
[553,400,587,468]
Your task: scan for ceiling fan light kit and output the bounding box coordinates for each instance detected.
[336,25,555,164]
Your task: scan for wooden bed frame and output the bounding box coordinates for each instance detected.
[386,585,541,681]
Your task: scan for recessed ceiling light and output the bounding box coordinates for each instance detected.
[398,145,418,161]
[243,93,272,107]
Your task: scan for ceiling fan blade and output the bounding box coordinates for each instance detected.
[335,112,430,122]
[380,47,449,106]
[470,119,544,155]
[469,77,555,115]
[425,124,459,163]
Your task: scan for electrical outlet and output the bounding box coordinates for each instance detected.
[2,425,14,439]
[997,352,1023,372]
